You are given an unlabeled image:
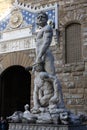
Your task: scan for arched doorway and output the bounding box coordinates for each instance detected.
[0,65,31,117]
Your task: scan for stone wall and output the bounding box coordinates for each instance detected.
[57,0,87,114]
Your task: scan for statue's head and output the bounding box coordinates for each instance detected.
[33,61,45,72]
[36,11,48,27]
[24,104,29,110]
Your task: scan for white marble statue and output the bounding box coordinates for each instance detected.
[32,12,65,114]
[23,104,31,119]
[7,111,23,122]
[22,104,37,122]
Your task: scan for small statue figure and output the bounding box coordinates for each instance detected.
[23,104,31,119]
[22,104,37,123]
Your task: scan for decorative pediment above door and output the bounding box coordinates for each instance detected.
[0,0,59,33]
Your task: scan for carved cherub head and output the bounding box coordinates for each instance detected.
[36,11,48,27]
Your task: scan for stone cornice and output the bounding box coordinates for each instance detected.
[0,35,55,54]
[0,0,59,33]
[13,0,58,13]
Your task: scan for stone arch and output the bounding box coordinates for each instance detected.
[60,10,84,27]
[1,51,34,72]
[60,9,85,64]
[0,51,35,116]
[0,65,31,116]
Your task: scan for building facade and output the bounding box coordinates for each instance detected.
[0,0,87,116]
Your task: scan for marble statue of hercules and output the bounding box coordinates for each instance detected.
[35,12,55,75]
[32,12,64,112]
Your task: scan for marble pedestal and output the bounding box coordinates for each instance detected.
[9,123,87,130]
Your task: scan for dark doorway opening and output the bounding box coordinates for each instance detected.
[0,65,31,117]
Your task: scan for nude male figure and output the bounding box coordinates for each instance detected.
[32,12,64,113]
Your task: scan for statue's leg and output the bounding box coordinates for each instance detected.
[39,89,43,99]
[31,83,41,114]
[33,80,40,109]
[49,77,59,104]
[40,90,53,107]
[45,52,55,75]
[50,77,65,108]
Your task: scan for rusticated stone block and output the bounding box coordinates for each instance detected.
[67,82,75,88]
[75,65,85,71]
[63,93,83,99]
[77,88,84,94]
[56,54,63,60]
[72,72,83,76]
[71,64,84,72]
[83,72,87,76]
[74,76,80,81]
[67,99,76,105]
[67,99,85,105]
[63,66,71,73]
[83,45,87,58]
[62,73,73,82]
[64,82,75,88]
[74,80,84,88]
[76,99,85,105]
[55,67,62,73]
[69,89,77,94]
[84,88,87,92]
[71,65,77,72]
[62,89,69,93]
[75,105,84,109]
[85,62,87,71]
[67,105,83,110]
